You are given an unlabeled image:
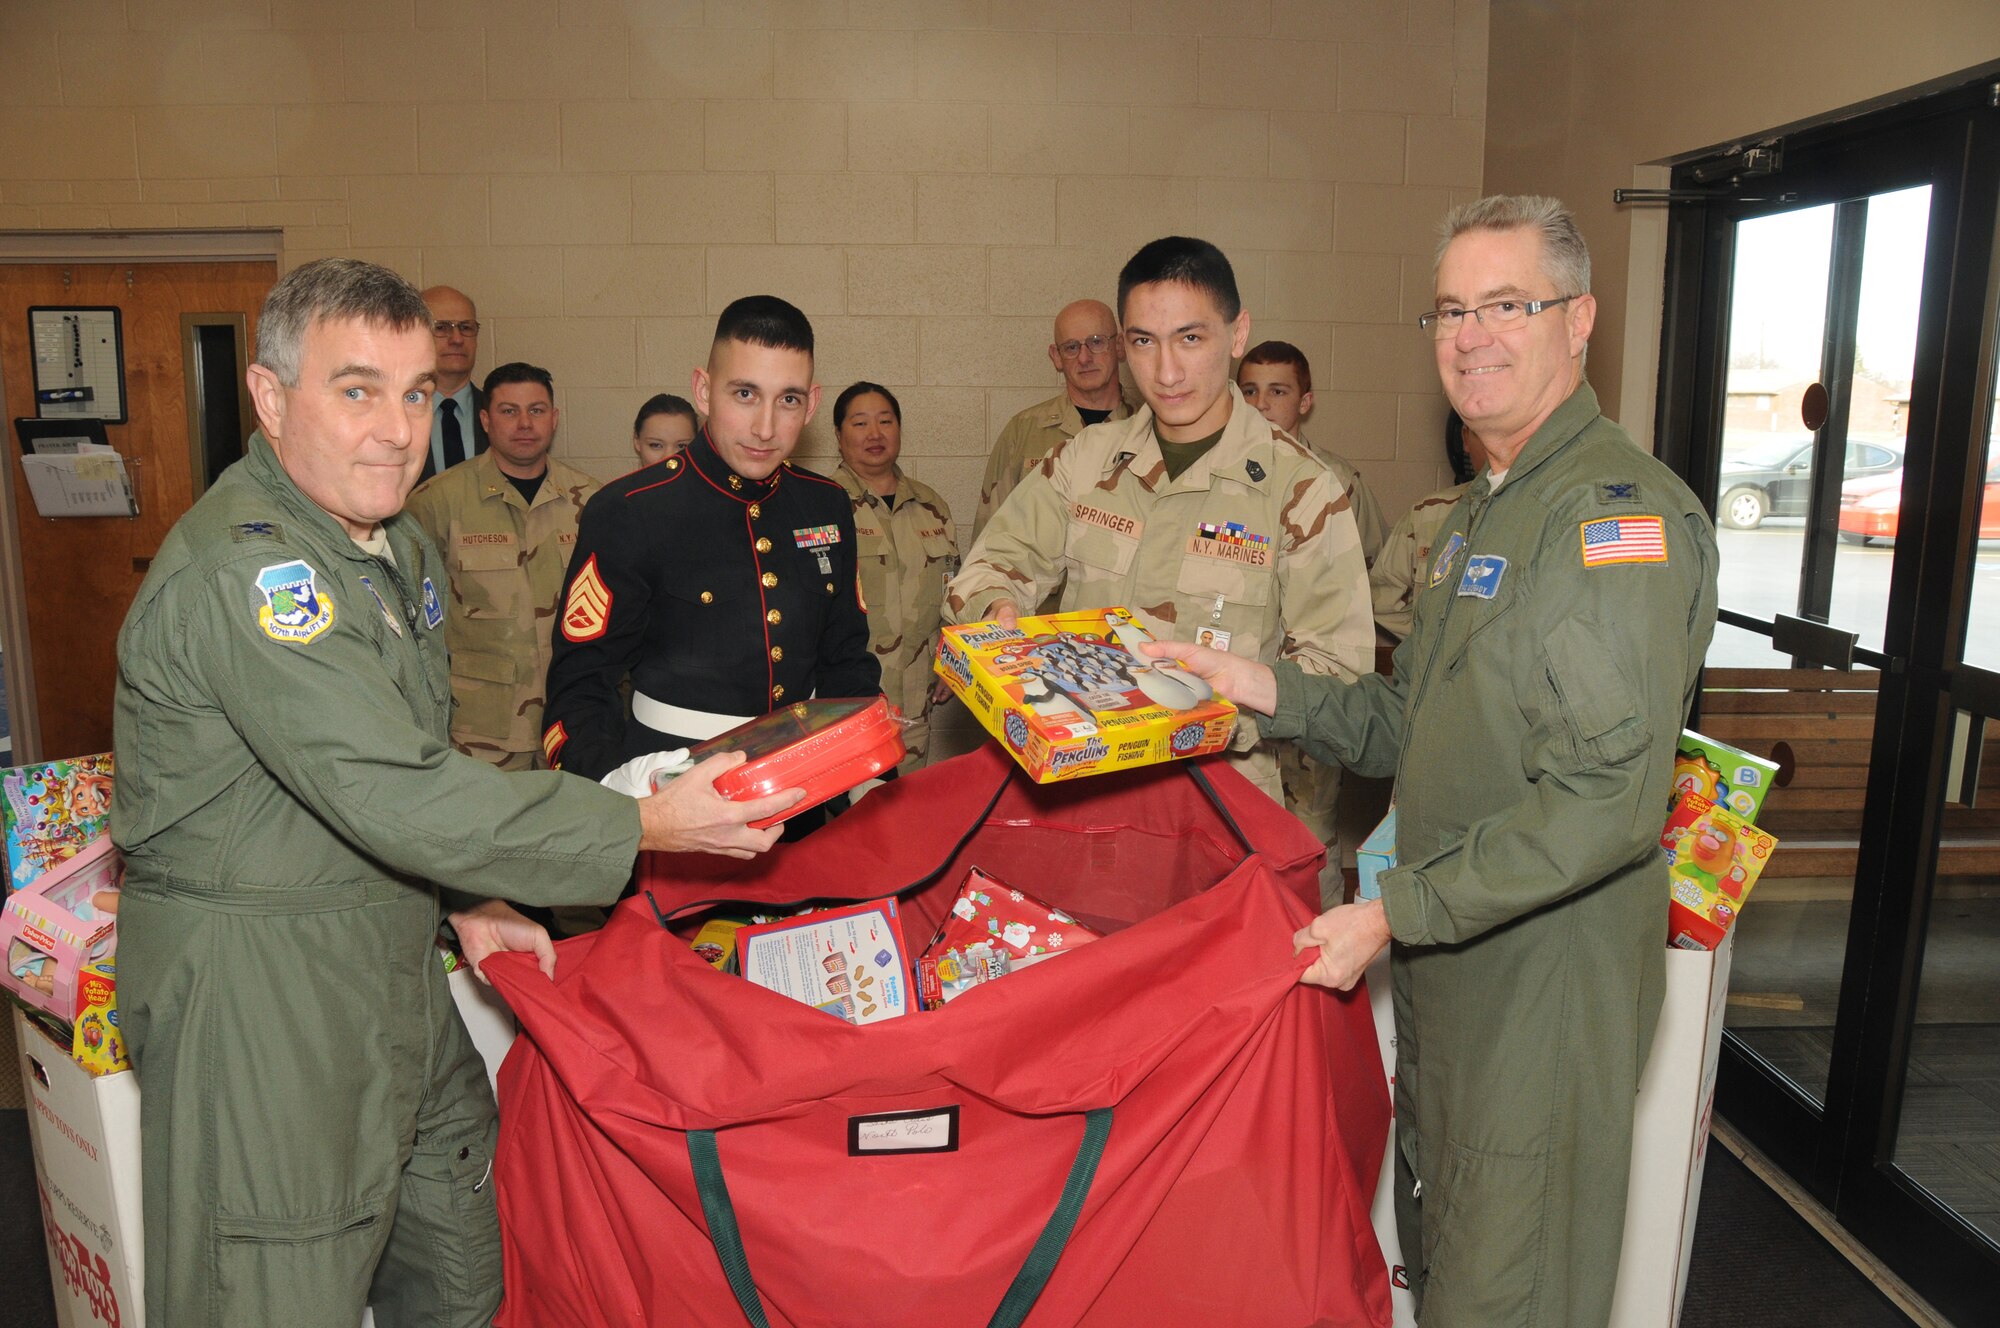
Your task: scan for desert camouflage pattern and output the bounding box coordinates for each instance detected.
[836,461,957,772]
[1370,482,1470,641]
[972,387,1139,543]
[1308,446,1390,566]
[406,451,599,762]
[949,381,1374,801]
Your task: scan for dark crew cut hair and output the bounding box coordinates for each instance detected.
[713,294,814,356]
[482,361,554,398]
[1117,237,1241,323]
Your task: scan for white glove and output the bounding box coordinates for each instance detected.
[599,748,695,798]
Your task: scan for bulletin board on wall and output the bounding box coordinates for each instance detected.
[27,307,126,425]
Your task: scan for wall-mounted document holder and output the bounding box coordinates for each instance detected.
[12,418,140,518]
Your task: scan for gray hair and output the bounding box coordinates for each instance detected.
[1435,195,1592,296]
[255,257,431,387]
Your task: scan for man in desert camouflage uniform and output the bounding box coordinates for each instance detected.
[974,298,1139,552]
[406,361,597,770]
[1371,483,1469,642]
[947,237,1374,805]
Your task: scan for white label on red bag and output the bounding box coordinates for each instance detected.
[848,1106,960,1156]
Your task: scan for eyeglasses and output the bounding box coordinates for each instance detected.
[432,320,481,337]
[1056,334,1114,360]
[1417,296,1575,339]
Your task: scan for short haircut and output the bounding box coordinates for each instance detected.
[1435,195,1592,296]
[833,381,902,428]
[1239,340,1312,397]
[633,393,697,435]
[482,361,554,399]
[255,257,430,388]
[1117,237,1241,323]
[713,294,814,356]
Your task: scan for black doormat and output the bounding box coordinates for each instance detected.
[0,1111,55,1328]
[1682,1144,1911,1326]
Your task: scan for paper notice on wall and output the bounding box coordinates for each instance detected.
[20,450,136,517]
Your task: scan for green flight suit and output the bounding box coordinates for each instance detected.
[1261,386,1719,1326]
[112,435,640,1328]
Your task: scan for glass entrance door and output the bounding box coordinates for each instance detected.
[1659,72,2000,1324]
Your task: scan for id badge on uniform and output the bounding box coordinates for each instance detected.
[1196,626,1233,653]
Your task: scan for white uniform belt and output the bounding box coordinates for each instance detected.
[631,692,755,741]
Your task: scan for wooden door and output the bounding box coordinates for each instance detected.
[0,261,275,760]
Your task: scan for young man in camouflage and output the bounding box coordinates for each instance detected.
[406,361,598,770]
[947,236,1375,805]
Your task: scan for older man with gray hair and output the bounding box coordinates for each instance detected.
[1152,197,1719,1325]
[112,257,800,1326]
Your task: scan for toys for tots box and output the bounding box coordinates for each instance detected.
[14,1007,142,1328]
[934,606,1236,782]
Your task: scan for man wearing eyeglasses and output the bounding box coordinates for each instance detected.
[420,285,489,482]
[1148,197,1720,1326]
[972,298,1137,549]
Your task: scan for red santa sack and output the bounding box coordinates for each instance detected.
[485,745,1391,1328]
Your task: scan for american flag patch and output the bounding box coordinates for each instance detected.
[1196,521,1270,548]
[1579,515,1668,567]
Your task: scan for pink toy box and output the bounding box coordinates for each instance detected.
[2,835,121,1023]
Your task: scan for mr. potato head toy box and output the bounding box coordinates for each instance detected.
[1661,791,1779,950]
[934,607,1236,782]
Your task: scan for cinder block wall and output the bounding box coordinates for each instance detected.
[0,0,1488,539]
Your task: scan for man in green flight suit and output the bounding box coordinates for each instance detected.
[1152,197,1720,1326]
[112,258,800,1328]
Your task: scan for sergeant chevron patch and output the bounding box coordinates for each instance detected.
[561,554,612,641]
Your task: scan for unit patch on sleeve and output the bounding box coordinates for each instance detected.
[255,560,335,644]
[1579,515,1669,567]
[561,554,612,642]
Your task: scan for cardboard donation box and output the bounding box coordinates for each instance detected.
[935,606,1236,781]
[15,1007,143,1328]
[1608,935,1736,1327]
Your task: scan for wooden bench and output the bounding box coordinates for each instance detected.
[1699,667,2000,879]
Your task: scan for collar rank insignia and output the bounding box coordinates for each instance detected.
[421,576,445,630]
[1244,459,1266,482]
[358,575,401,637]
[1428,531,1466,588]
[255,560,335,644]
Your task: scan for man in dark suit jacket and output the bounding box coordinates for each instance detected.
[420,285,490,481]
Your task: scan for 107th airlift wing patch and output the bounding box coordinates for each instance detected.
[256,560,335,645]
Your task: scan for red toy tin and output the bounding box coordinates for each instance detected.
[690,697,906,828]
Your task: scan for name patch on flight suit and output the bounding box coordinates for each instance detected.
[254,560,335,645]
[1072,503,1139,537]
[421,577,445,630]
[357,576,402,637]
[1428,531,1466,587]
[1456,554,1507,599]
[561,554,611,642]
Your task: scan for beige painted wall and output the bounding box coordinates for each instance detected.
[1484,0,2000,440]
[0,0,1490,539]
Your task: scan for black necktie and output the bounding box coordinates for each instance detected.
[441,397,465,469]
